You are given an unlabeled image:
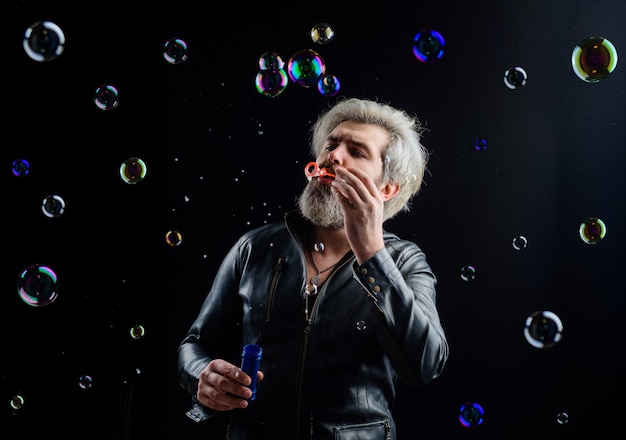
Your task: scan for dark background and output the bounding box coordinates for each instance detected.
[4,0,625,438]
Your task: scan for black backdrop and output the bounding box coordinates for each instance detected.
[4,1,625,438]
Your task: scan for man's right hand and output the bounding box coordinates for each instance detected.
[196,359,264,411]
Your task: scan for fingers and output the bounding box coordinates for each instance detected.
[331,167,383,207]
[197,359,255,411]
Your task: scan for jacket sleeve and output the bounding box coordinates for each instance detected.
[177,238,245,402]
[353,241,449,387]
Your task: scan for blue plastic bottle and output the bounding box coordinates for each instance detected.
[240,344,262,401]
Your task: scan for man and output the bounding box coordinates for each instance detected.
[178,97,449,439]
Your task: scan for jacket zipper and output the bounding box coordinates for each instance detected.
[264,257,284,322]
[295,256,353,439]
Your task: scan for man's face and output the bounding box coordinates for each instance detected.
[298,121,390,228]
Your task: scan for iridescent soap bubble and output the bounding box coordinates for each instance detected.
[41,194,66,218]
[512,235,528,250]
[94,84,119,110]
[458,402,485,428]
[12,158,30,177]
[523,310,563,348]
[412,29,445,63]
[165,230,183,246]
[571,36,618,83]
[78,375,94,390]
[474,138,487,151]
[129,324,146,340]
[120,157,147,184]
[460,265,476,281]
[10,394,25,410]
[255,69,288,98]
[23,21,65,62]
[17,264,58,307]
[317,73,341,97]
[287,49,325,88]
[255,52,288,98]
[504,66,527,89]
[556,411,569,425]
[162,38,188,64]
[258,51,285,70]
[579,217,606,244]
[310,22,335,45]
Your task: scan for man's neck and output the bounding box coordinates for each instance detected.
[310,224,351,257]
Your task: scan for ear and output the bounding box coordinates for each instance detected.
[379,181,400,202]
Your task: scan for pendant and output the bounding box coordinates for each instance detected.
[310,274,320,286]
[305,283,318,296]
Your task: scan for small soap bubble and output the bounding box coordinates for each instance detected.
[120,157,147,184]
[579,217,606,244]
[17,264,58,307]
[287,49,325,88]
[258,51,285,70]
[458,402,485,428]
[571,36,618,83]
[23,21,65,62]
[474,138,487,151]
[556,411,569,425]
[12,158,30,177]
[504,66,527,89]
[310,22,335,45]
[165,230,183,246]
[512,235,528,250]
[255,69,288,98]
[162,38,188,64]
[460,265,476,281]
[10,394,25,410]
[78,375,94,390]
[317,73,341,97]
[523,310,563,349]
[41,194,66,218]
[412,29,445,63]
[129,324,146,340]
[94,84,119,110]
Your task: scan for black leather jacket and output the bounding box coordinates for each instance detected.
[178,210,449,439]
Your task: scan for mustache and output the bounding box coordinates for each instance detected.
[319,161,336,172]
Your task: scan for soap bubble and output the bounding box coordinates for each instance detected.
[523,310,563,349]
[287,49,325,88]
[310,22,335,45]
[17,264,59,307]
[23,21,65,62]
[412,29,445,63]
[571,36,618,83]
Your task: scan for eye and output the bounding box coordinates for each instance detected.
[324,144,336,151]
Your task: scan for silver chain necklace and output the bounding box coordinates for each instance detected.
[304,240,339,324]
[304,248,336,294]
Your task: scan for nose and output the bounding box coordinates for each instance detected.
[326,145,343,164]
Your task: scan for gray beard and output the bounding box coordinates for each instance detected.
[297,180,344,229]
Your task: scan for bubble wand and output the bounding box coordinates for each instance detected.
[305,162,336,179]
